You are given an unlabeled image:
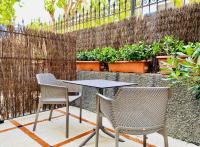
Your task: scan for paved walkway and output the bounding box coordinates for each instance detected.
[0,106,198,147]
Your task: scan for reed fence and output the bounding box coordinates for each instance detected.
[0,28,76,119]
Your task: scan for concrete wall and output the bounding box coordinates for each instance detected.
[74,71,200,145]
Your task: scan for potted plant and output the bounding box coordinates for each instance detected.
[155,36,189,74]
[100,43,151,73]
[76,48,102,71]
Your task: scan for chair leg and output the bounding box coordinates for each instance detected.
[161,127,169,147]
[49,105,54,121]
[33,103,42,131]
[79,96,82,123]
[115,130,119,147]
[66,105,69,138]
[95,111,100,147]
[143,135,147,147]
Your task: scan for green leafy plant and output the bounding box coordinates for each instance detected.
[76,48,101,61]
[118,42,152,61]
[98,47,117,63]
[150,41,163,57]
[164,42,200,99]
[160,36,186,56]
[76,51,89,61]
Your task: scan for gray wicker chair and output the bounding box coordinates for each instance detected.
[33,73,83,138]
[95,87,170,147]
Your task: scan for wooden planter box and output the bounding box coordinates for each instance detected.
[157,55,188,74]
[76,61,101,71]
[108,61,149,73]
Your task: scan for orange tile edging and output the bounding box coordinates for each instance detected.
[53,129,94,147]
[55,109,156,147]
[10,120,50,147]
[0,108,157,147]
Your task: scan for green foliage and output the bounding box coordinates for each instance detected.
[150,36,193,57]
[163,41,200,99]
[56,0,67,9]
[161,36,185,56]
[150,41,162,56]
[118,42,152,61]
[0,0,21,25]
[98,47,117,63]
[76,48,101,61]
[44,0,56,15]
[76,42,153,63]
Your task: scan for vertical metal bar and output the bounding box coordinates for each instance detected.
[103,5,106,23]
[125,0,127,17]
[79,14,81,30]
[94,8,96,27]
[86,10,89,29]
[68,13,70,32]
[63,15,65,33]
[156,0,158,11]
[113,2,116,20]
[108,0,111,16]
[119,0,121,20]
[72,16,74,31]
[131,0,136,16]
[98,1,101,25]
[142,0,144,15]
[83,7,85,29]
[76,10,78,31]
[90,4,92,28]
[60,16,63,34]
[165,0,167,10]
[149,0,151,14]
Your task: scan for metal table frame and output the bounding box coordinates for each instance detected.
[63,79,137,147]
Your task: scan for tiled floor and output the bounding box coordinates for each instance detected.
[0,106,198,147]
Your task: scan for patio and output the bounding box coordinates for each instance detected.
[0,1,200,147]
[0,106,197,147]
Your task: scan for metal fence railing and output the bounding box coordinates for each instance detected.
[49,0,189,33]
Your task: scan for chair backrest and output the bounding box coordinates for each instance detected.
[111,87,170,130]
[36,73,58,85]
[36,73,68,99]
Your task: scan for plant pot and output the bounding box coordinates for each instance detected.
[156,55,188,74]
[76,61,101,71]
[108,61,150,73]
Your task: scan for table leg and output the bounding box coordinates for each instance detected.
[79,88,124,147]
[79,129,96,147]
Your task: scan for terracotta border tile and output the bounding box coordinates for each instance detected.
[55,109,156,147]
[53,129,94,147]
[0,127,17,133]
[0,114,65,134]
[10,120,51,147]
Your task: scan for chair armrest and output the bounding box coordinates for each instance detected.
[96,93,113,101]
[96,93,113,121]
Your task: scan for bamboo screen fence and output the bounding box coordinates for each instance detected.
[74,4,200,51]
[0,28,76,119]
